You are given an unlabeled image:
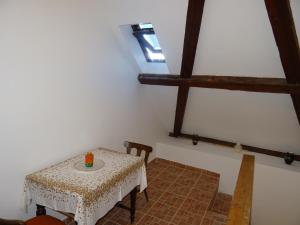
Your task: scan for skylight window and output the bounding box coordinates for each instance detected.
[132,23,166,63]
[139,23,153,29]
[146,48,165,61]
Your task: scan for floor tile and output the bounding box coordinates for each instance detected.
[180,198,209,215]
[167,183,193,197]
[181,169,202,180]
[201,174,220,184]
[136,215,169,225]
[109,209,144,225]
[147,174,158,184]
[174,174,198,187]
[203,170,220,178]
[147,201,178,221]
[164,165,185,175]
[194,179,219,193]
[159,191,185,207]
[136,199,156,213]
[188,189,215,203]
[145,187,164,202]
[101,221,119,225]
[158,170,181,183]
[147,167,164,178]
[210,193,232,216]
[148,158,172,169]
[171,209,204,225]
[169,161,187,169]
[148,178,173,191]
[201,211,228,225]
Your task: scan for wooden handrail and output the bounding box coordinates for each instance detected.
[227,154,255,225]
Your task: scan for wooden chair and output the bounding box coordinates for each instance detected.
[0,216,65,225]
[124,141,153,201]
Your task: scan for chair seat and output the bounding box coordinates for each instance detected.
[25,216,65,225]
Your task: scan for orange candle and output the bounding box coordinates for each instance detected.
[85,152,94,167]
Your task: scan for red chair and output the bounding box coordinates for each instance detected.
[0,215,65,225]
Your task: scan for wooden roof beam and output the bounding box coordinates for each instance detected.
[173,0,206,137]
[265,0,300,124]
[138,74,300,94]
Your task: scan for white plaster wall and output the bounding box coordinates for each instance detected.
[0,1,165,219]
[156,139,300,225]
[184,90,300,153]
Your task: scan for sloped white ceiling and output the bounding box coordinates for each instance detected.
[103,0,187,74]
[109,0,300,153]
[193,0,285,76]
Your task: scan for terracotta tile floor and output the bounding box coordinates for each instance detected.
[210,193,232,216]
[93,158,231,225]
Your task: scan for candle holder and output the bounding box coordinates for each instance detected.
[192,135,199,145]
[85,152,94,168]
[284,152,294,165]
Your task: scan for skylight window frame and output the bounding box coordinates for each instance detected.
[132,24,166,63]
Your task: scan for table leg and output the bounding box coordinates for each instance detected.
[130,186,138,224]
[36,204,46,216]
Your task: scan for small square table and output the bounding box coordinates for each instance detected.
[24,148,147,225]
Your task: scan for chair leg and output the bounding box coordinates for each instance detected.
[130,186,138,224]
[144,189,149,202]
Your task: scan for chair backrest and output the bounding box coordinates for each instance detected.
[124,141,153,167]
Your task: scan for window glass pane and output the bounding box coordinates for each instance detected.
[132,22,166,63]
[146,48,165,61]
[139,23,153,29]
[143,34,161,50]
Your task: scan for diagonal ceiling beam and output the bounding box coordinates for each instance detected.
[180,0,206,78]
[138,74,300,94]
[265,0,300,124]
[173,0,206,136]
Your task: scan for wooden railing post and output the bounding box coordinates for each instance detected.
[227,154,255,225]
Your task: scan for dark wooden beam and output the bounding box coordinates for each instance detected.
[139,74,182,86]
[180,0,206,78]
[241,145,300,161]
[241,144,284,159]
[172,132,300,161]
[138,74,300,94]
[265,0,300,124]
[173,0,206,136]
[173,85,190,136]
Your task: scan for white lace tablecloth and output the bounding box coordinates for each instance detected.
[24,148,147,225]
